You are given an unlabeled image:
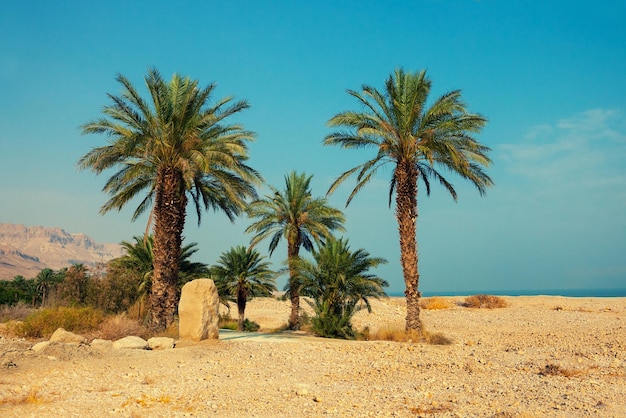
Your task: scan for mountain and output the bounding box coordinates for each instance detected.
[0,223,124,279]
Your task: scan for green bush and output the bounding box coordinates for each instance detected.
[218,315,238,330]
[310,300,356,339]
[242,319,260,332]
[16,306,105,338]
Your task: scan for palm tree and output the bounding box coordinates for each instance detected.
[78,69,261,330]
[210,246,277,331]
[114,235,209,318]
[297,236,388,339]
[246,171,345,330]
[324,69,493,333]
[35,268,59,307]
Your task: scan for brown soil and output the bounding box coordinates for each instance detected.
[1,296,624,417]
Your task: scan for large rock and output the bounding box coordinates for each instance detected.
[178,279,219,341]
[49,328,86,345]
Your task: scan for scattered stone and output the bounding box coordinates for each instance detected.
[178,279,219,341]
[148,337,175,350]
[112,336,148,350]
[31,341,51,352]
[90,339,113,351]
[49,328,85,345]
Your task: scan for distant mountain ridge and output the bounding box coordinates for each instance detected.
[0,223,124,279]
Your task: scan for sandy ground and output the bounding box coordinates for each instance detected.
[0,296,624,417]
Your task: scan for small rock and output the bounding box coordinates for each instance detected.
[148,337,175,350]
[32,341,51,352]
[90,339,113,351]
[113,336,148,350]
[49,328,85,344]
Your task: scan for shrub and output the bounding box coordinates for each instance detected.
[539,363,582,378]
[15,306,105,338]
[243,319,260,332]
[462,294,508,309]
[310,304,356,339]
[420,297,454,310]
[363,326,453,345]
[96,313,149,340]
[0,302,34,322]
[218,314,238,330]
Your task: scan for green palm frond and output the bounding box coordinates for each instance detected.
[325,68,493,204]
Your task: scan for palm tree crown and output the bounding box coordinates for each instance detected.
[246,171,345,329]
[324,69,492,332]
[78,68,261,330]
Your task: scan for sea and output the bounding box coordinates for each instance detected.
[388,288,626,298]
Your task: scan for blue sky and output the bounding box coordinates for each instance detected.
[1,1,625,294]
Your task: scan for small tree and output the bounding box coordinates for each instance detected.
[297,237,388,339]
[246,171,345,330]
[211,246,277,331]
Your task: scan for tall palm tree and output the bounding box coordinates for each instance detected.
[78,68,261,330]
[246,171,345,330]
[210,246,277,331]
[325,69,493,333]
[297,236,388,339]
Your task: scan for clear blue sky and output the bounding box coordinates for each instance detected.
[1,1,625,294]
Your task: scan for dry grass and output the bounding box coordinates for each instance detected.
[539,363,584,378]
[0,302,34,322]
[96,313,150,341]
[462,294,508,309]
[363,326,453,345]
[420,297,454,310]
[0,388,47,405]
[409,402,453,414]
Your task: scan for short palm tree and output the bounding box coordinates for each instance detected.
[297,236,388,339]
[114,235,209,319]
[210,246,277,331]
[325,69,493,333]
[246,171,345,330]
[78,69,261,330]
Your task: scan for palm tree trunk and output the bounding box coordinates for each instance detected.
[395,162,422,333]
[237,287,247,331]
[287,241,301,330]
[149,166,186,331]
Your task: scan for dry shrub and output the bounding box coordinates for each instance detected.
[539,363,583,378]
[409,403,453,414]
[0,389,46,405]
[96,313,150,340]
[463,294,508,309]
[16,306,105,338]
[0,302,35,322]
[364,326,453,345]
[420,297,453,310]
[153,321,179,339]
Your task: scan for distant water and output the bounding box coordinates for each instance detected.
[388,288,626,298]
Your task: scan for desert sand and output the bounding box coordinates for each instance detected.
[1,296,624,417]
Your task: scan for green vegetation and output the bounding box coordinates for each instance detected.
[1,68,492,343]
[324,69,492,333]
[246,171,345,330]
[78,69,261,331]
[12,306,105,338]
[297,237,388,339]
[210,246,276,331]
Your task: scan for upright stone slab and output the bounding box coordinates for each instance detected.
[178,279,219,341]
